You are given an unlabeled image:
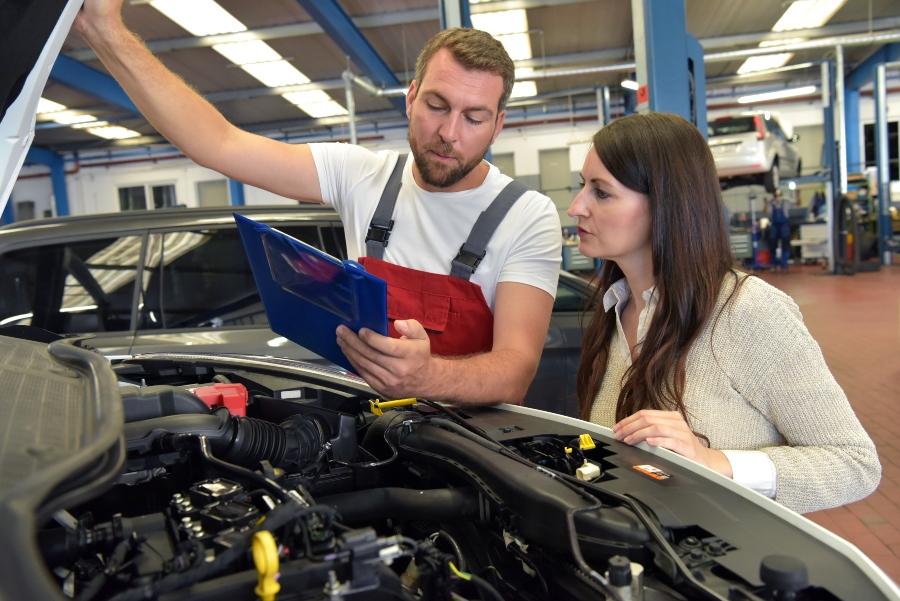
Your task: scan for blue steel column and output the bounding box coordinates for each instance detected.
[229,179,246,206]
[597,86,611,126]
[686,34,707,136]
[630,0,690,120]
[844,44,900,176]
[623,90,636,115]
[440,0,472,29]
[821,61,838,274]
[26,147,70,217]
[844,89,861,173]
[874,63,892,265]
[1,193,13,225]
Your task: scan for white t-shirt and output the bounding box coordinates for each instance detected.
[310,143,561,309]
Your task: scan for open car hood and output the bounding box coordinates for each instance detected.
[0,0,81,211]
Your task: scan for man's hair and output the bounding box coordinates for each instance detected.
[415,27,515,111]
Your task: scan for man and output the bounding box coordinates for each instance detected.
[767,189,791,272]
[75,1,562,405]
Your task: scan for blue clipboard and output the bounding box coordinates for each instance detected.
[234,213,387,372]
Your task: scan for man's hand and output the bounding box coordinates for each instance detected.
[613,409,733,477]
[74,0,125,37]
[336,319,437,399]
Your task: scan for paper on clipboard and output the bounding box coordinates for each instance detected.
[234,213,387,372]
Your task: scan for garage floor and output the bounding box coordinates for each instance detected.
[756,263,900,584]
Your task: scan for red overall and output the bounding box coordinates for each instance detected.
[358,256,493,356]
[362,154,526,357]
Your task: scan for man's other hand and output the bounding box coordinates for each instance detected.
[336,319,435,399]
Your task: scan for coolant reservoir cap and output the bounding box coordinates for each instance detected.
[607,554,632,587]
[760,554,808,593]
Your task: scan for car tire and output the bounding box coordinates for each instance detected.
[763,161,780,192]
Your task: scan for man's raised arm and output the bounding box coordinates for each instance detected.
[75,0,322,203]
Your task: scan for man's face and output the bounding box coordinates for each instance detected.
[406,48,506,192]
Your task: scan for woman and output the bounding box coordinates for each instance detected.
[569,112,879,514]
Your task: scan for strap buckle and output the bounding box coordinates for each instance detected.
[453,245,486,271]
[365,220,394,246]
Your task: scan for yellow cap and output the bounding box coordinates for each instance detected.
[579,434,596,450]
[369,398,418,416]
[564,447,573,455]
[253,531,280,601]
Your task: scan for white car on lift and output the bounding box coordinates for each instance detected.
[708,112,803,192]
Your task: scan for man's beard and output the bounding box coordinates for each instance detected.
[409,131,489,189]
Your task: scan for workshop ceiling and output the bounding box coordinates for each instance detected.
[37,0,900,151]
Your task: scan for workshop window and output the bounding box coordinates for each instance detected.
[15,200,35,221]
[119,186,147,211]
[152,184,177,209]
[118,183,178,211]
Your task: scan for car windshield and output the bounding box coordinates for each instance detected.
[709,116,756,137]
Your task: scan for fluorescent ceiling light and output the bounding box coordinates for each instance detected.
[472,8,534,94]
[510,67,537,98]
[37,97,66,114]
[736,0,846,75]
[241,60,310,87]
[737,85,817,104]
[50,111,99,125]
[281,90,348,118]
[149,0,246,36]
[86,125,143,140]
[498,33,533,62]
[772,0,847,31]
[620,79,639,91]
[71,120,109,129]
[154,1,348,122]
[510,81,537,99]
[737,54,793,74]
[758,38,806,48]
[213,40,281,65]
[470,9,528,36]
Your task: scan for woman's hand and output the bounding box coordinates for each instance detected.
[613,410,733,478]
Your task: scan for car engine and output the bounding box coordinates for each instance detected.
[1,335,890,601]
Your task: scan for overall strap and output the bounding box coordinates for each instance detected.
[365,153,407,259]
[450,179,528,281]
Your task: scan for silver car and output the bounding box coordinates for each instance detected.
[0,205,592,416]
[708,113,802,192]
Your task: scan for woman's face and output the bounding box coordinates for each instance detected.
[567,148,652,263]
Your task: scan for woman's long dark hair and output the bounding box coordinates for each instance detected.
[576,112,736,423]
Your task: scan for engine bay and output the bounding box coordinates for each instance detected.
[0,336,893,601]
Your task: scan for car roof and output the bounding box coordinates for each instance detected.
[0,204,340,241]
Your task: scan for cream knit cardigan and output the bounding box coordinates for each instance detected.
[589,273,881,514]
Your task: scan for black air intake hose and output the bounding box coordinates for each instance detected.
[125,409,328,469]
[121,385,210,422]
